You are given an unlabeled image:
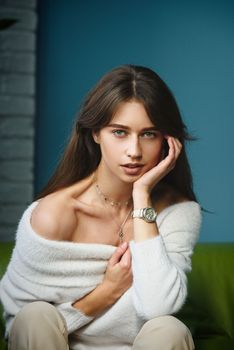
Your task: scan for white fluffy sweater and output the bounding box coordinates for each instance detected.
[0,201,201,350]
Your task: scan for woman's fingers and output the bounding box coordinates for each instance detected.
[165,136,182,169]
[108,242,129,267]
[172,137,183,159]
[134,136,183,191]
[119,248,132,269]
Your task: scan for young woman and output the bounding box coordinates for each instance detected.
[0,65,202,350]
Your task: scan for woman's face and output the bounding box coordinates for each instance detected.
[93,100,165,183]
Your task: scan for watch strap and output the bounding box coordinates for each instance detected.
[132,208,144,218]
[132,207,157,222]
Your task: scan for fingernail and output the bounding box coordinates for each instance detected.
[121,242,127,248]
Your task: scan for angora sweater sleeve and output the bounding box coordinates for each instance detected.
[56,302,94,334]
[129,201,202,320]
[0,201,115,337]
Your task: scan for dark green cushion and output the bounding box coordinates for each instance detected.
[0,242,234,350]
[176,243,234,349]
[0,242,14,350]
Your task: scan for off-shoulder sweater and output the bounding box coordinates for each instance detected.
[0,201,202,350]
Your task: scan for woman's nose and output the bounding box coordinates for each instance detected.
[126,137,142,159]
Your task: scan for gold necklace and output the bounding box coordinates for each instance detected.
[95,184,132,207]
[95,183,132,242]
[115,208,132,242]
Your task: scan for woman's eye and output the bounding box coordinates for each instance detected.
[112,130,126,137]
[142,131,157,138]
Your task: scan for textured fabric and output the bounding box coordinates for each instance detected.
[0,201,201,349]
[129,201,201,318]
[132,315,194,350]
[8,302,194,350]
[8,301,69,350]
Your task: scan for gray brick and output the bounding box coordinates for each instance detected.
[0,30,35,51]
[0,52,35,73]
[0,0,36,243]
[0,182,33,203]
[0,7,37,31]
[0,74,35,95]
[0,0,36,10]
[0,138,34,159]
[0,224,17,241]
[0,160,33,181]
[0,203,27,225]
[0,116,34,137]
[0,95,34,115]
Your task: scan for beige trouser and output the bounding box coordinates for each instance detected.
[8,301,195,350]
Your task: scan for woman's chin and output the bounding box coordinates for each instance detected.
[120,173,144,184]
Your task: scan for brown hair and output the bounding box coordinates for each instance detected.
[37,64,198,203]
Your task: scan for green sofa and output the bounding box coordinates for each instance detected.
[0,242,234,350]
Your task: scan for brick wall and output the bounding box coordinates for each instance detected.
[0,0,37,241]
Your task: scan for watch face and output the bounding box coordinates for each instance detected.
[145,208,156,222]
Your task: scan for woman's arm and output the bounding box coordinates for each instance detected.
[131,191,159,242]
[130,201,201,319]
[128,137,201,318]
[132,136,181,242]
[72,242,132,317]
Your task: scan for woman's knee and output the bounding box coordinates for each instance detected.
[10,301,67,336]
[9,302,69,350]
[157,315,190,340]
[146,315,188,333]
[12,302,56,325]
[133,315,194,350]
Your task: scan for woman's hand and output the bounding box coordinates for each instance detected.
[133,136,182,195]
[102,242,133,300]
[73,243,132,317]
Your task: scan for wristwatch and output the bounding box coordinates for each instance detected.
[132,207,157,223]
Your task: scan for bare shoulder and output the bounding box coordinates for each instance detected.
[31,190,77,241]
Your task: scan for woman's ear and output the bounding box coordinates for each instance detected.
[92,130,100,144]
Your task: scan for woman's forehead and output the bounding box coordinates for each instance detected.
[110,100,154,126]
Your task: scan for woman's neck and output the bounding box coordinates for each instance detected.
[95,166,133,205]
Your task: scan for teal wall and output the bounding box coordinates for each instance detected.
[36,0,234,242]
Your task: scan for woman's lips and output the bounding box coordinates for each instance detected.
[121,164,144,175]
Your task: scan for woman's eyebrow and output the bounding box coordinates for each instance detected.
[107,123,158,131]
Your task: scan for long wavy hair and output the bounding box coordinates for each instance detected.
[37,64,198,203]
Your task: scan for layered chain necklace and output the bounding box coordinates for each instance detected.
[95,183,132,242]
